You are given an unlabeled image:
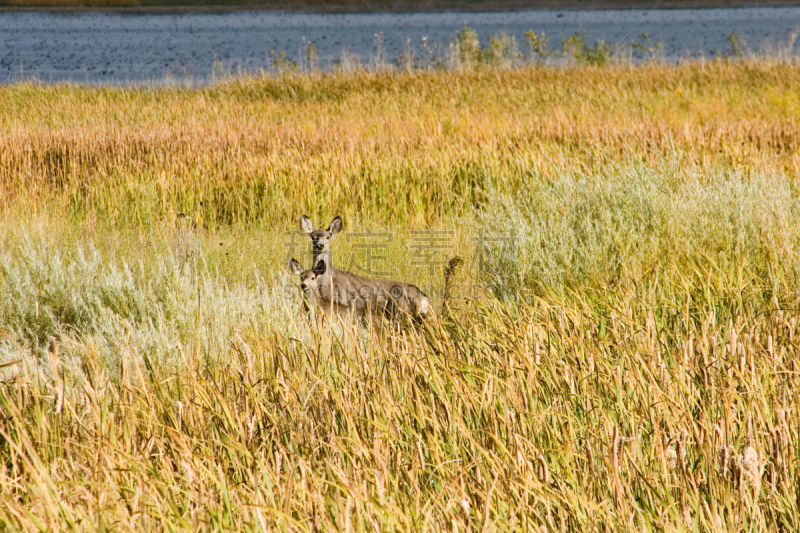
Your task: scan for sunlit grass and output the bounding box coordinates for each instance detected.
[1,61,798,227]
[1,61,799,530]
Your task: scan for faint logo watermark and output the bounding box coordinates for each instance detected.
[410,229,454,277]
[470,229,516,274]
[345,229,393,277]
[283,228,517,302]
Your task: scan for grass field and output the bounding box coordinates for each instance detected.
[1,60,800,530]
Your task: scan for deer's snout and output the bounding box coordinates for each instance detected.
[300,283,308,291]
[313,243,324,251]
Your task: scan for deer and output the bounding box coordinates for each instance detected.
[289,257,348,321]
[299,215,433,324]
[290,255,393,328]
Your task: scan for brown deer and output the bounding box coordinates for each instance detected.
[289,257,348,321]
[299,215,432,324]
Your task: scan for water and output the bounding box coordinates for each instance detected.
[1,7,799,85]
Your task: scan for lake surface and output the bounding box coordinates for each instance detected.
[2,7,799,85]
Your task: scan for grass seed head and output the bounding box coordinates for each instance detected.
[743,446,761,492]
[665,445,678,472]
[718,445,730,478]
[728,448,742,486]
[682,506,693,530]
[460,497,471,522]
[537,453,549,484]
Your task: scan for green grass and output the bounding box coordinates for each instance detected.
[1,61,800,530]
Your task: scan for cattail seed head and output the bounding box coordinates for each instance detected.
[776,407,790,441]
[728,448,741,484]
[776,407,787,427]
[610,426,622,470]
[728,318,737,355]
[584,439,595,483]
[718,445,729,477]
[48,336,61,382]
[682,507,693,530]
[742,446,761,491]
[771,427,783,461]
[678,430,688,468]
[53,385,63,415]
[665,446,678,472]
[537,453,549,484]
[460,497,471,522]
[515,448,526,473]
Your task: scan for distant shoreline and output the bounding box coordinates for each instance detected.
[2,0,800,14]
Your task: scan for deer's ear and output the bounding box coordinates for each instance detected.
[300,215,314,234]
[313,259,327,276]
[328,216,343,235]
[289,258,303,275]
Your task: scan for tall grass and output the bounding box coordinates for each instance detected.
[2,62,799,227]
[1,62,800,530]
[475,163,800,299]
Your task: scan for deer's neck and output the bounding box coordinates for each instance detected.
[313,250,334,275]
[312,250,333,269]
[313,250,338,303]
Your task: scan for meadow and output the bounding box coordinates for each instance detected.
[1,56,800,530]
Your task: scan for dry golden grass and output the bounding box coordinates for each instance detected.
[2,288,799,530]
[1,61,798,227]
[1,61,800,531]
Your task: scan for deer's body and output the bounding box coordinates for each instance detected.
[317,262,430,320]
[300,215,432,323]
